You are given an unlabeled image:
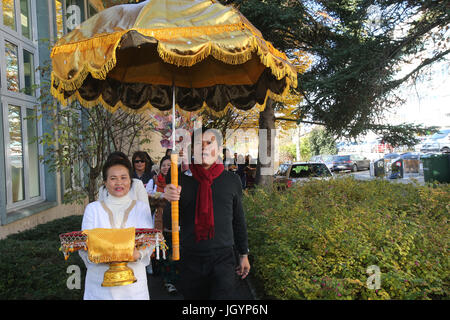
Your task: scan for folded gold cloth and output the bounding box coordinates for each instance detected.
[83,228,135,264]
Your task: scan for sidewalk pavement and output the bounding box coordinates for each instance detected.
[349,170,425,185]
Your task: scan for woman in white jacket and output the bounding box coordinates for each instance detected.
[79,157,154,300]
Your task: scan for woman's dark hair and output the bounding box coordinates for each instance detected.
[132,151,153,173]
[106,151,128,162]
[159,155,171,170]
[102,157,134,182]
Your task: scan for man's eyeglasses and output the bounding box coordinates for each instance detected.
[134,160,145,163]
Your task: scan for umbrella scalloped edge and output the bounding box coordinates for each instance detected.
[50,77,291,117]
[50,24,297,94]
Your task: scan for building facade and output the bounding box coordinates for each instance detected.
[0,0,103,238]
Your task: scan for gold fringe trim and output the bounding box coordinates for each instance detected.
[51,31,122,57]
[52,38,296,94]
[51,55,118,93]
[51,22,288,58]
[88,253,134,264]
[50,23,248,57]
[51,22,297,92]
[156,41,255,68]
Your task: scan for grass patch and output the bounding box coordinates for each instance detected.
[0,215,84,300]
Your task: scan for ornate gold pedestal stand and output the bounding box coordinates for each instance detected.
[102,262,137,287]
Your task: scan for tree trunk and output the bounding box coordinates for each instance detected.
[88,166,99,203]
[256,98,276,187]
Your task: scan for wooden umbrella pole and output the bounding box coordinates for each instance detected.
[170,153,180,260]
[171,85,180,261]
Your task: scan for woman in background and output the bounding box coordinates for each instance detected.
[132,151,155,187]
[146,156,171,196]
[146,156,179,294]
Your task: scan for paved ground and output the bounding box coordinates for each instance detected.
[147,272,184,300]
[347,169,425,185]
[147,261,256,300]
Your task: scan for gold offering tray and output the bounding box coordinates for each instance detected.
[59,228,166,287]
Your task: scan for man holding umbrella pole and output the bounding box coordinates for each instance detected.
[164,127,251,300]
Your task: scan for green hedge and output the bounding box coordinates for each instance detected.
[0,215,84,300]
[244,177,449,300]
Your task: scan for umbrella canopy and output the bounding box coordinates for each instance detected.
[50,0,297,115]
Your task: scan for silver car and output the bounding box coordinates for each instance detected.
[274,162,333,189]
[420,129,450,153]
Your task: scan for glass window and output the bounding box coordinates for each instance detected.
[23,50,35,96]
[335,155,350,161]
[6,105,43,206]
[66,0,85,31]
[5,41,20,92]
[26,108,40,198]
[2,0,16,31]
[290,164,331,178]
[8,105,25,203]
[20,0,32,39]
[1,0,42,211]
[276,164,289,176]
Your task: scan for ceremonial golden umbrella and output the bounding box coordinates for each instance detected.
[51,0,297,261]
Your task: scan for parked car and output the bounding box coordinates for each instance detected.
[384,153,401,159]
[414,136,428,152]
[332,154,370,172]
[309,154,335,171]
[420,129,450,153]
[400,152,420,160]
[274,162,333,189]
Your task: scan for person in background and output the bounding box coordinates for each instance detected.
[132,151,155,187]
[244,155,256,189]
[146,156,171,196]
[236,154,246,189]
[146,156,179,294]
[223,148,233,171]
[229,152,238,172]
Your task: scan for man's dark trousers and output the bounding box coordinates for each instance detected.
[179,247,237,300]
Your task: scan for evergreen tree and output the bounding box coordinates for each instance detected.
[223,0,448,144]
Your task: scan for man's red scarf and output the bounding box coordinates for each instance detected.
[189,162,224,242]
[155,173,167,193]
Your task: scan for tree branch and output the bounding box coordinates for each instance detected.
[386,48,450,90]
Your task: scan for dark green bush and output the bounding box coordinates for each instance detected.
[244,177,449,300]
[0,215,84,300]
